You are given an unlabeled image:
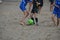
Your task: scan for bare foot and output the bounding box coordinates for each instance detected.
[20,21,25,26]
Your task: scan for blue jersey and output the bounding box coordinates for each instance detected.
[55,0,60,6]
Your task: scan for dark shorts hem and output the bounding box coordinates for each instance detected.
[31,10,38,13]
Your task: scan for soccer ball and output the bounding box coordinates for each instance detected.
[27,19,34,25]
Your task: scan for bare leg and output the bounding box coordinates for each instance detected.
[38,6,42,14]
[20,10,29,25]
[51,14,59,26]
[51,14,55,24]
[34,13,39,26]
[57,18,59,26]
[33,13,37,17]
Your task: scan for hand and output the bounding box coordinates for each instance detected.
[55,5,59,8]
[38,3,40,5]
[36,2,40,6]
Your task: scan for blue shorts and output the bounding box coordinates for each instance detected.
[53,6,60,18]
[19,2,27,11]
[19,0,32,11]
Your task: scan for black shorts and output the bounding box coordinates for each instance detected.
[49,0,54,4]
[31,0,43,13]
[31,5,38,13]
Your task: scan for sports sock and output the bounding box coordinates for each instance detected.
[35,18,38,23]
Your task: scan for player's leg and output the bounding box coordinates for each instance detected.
[38,6,42,14]
[51,14,57,25]
[38,3,43,14]
[31,5,39,25]
[57,18,59,26]
[19,3,29,25]
[32,8,39,25]
[51,6,59,26]
[51,12,60,26]
[57,13,60,26]
[33,12,39,26]
[20,11,29,25]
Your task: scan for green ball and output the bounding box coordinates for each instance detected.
[27,19,34,25]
